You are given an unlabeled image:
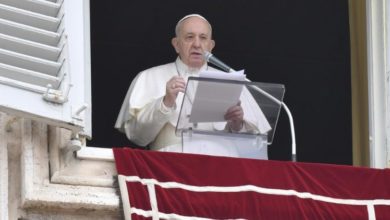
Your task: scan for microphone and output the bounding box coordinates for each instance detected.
[203,51,234,73]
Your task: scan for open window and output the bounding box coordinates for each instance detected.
[0,0,91,136]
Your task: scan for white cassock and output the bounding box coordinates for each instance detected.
[115,57,271,159]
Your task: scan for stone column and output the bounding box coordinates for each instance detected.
[0,113,8,220]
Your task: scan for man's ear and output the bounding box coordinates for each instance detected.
[171,38,179,53]
[209,40,215,51]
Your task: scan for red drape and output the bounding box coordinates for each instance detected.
[113,148,390,220]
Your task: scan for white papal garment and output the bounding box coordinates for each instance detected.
[115,58,271,159]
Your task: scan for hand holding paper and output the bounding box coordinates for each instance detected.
[188,69,272,135]
[189,70,246,123]
[224,101,244,131]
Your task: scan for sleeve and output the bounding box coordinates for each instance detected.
[225,120,261,134]
[123,97,176,146]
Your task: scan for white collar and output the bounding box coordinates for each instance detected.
[175,57,208,76]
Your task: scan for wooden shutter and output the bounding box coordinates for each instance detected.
[0,0,91,135]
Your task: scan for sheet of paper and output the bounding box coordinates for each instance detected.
[199,69,246,81]
[189,70,246,123]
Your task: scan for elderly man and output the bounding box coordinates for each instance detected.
[115,14,269,158]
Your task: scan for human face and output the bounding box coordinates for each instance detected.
[172,17,215,68]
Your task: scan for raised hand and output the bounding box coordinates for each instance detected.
[163,76,186,108]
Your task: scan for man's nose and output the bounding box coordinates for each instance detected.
[193,37,201,47]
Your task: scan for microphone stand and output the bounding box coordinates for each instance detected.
[204,51,296,161]
[220,67,297,162]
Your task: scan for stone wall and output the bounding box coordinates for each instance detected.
[0,113,121,219]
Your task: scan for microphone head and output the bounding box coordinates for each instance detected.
[203,51,212,61]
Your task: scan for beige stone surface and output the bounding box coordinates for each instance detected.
[0,113,122,219]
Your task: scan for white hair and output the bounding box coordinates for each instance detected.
[175,14,212,36]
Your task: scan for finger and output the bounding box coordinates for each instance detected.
[226,105,242,114]
[225,110,243,121]
[175,80,187,92]
[176,78,186,87]
[168,77,185,88]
